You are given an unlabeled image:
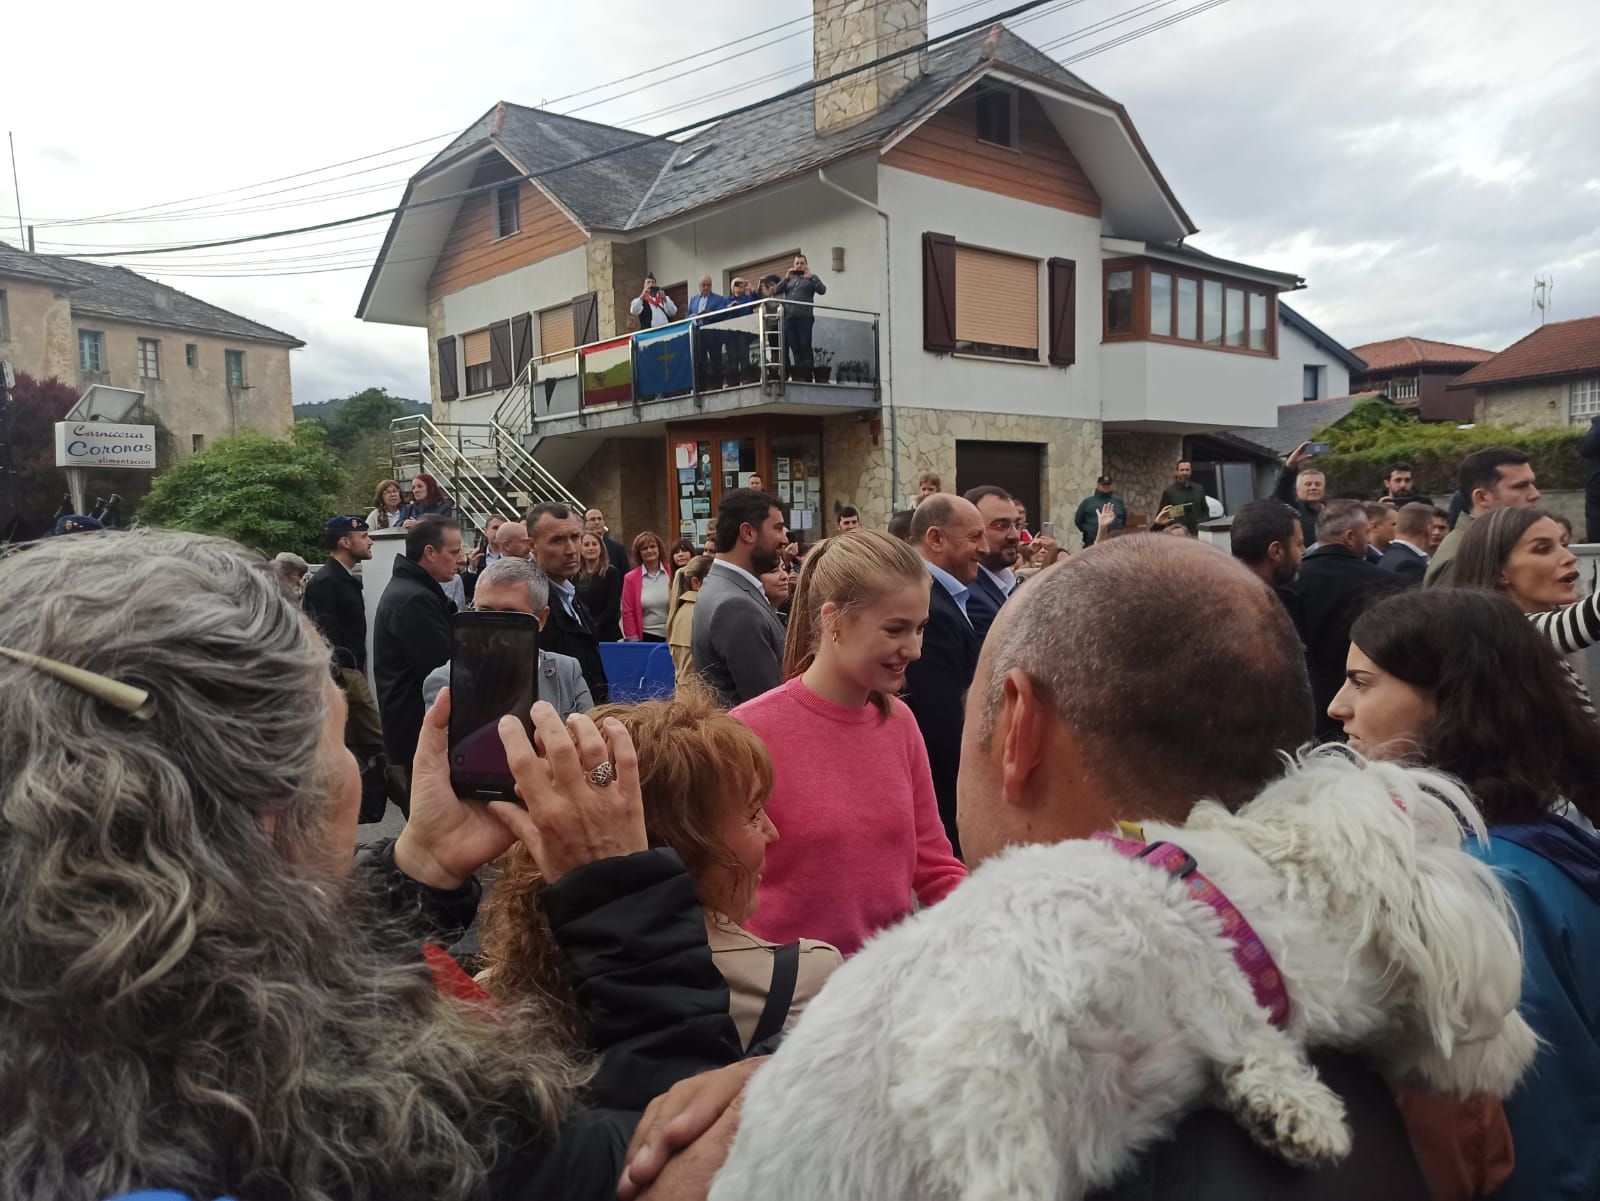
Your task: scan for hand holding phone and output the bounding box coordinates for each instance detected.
[448,611,540,801]
[1040,521,1054,539]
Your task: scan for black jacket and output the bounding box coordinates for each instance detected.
[1297,545,1404,738]
[1273,467,1321,547]
[544,586,610,704]
[966,568,1009,643]
[575,566,624,643]
[358,843,743,1201]
[1158,481,1210,536]
[303,557,367,671]
[1088,1049,1429,1201]
[902,577,980,856]
[1376,541,1427,586]
[373,555,456,764]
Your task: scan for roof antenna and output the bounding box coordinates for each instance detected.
[7,132,22,247]
[1533,274,1553,325]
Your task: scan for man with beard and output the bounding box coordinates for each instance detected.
[1229,499,1307,640]
[962,485,1022,642]
[692,488,789,706]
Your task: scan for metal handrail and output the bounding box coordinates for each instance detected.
[391,414,519,532]
[490,421,582,509]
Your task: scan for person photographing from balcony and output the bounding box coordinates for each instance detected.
[630,274,678,330]
[775,253,826,377]
[397,472,455,528]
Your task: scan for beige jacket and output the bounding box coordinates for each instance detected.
[669,591,698,687]
[706,915,842,1052]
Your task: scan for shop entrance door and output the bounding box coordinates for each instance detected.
[956,440,1044,528]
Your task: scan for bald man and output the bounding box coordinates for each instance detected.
[902,493,987,854]
[620,537,1427,1201]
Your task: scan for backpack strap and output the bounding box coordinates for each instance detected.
[750,941,801,1049]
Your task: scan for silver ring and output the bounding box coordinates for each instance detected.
[588,761,616,788]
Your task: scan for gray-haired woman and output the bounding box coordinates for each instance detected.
[0,529,740,1201]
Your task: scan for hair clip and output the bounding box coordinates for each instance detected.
[0,645,154,720]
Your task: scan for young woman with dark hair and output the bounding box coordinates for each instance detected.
[1453,506,1600,710]
[574,531,623,642]
[731,530,966,956]
[669,537,697,574]
[479,689,841,1052]
[1329,587,1600,1201]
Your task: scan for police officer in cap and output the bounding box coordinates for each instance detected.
[301,515,388,821]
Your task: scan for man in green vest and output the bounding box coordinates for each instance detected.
[1074,476,1127,546]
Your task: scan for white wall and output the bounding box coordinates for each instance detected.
[1101,339,1284,429]
[1278,317,1351,404]
[643,157,885,313]
[436,245,590,424]
[878,163,1104,421]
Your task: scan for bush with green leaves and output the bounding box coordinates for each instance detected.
[139,421,349,560]
[1313,398,1583,497]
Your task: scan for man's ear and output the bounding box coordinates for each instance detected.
[998,668,1048,809]
[537,606,549,631]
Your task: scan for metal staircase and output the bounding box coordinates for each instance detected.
[389,412,582,537]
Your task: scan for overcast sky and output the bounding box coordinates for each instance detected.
[5,0,1595,404]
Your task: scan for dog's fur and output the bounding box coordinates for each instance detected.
[710,751,1538,1201]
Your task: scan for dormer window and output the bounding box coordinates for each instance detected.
[495,185,520,239]
[975,89,1016,149]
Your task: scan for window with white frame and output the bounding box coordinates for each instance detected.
[138,338,160,379]
[1303,365,1323,402]
[225,349,246,388]
[1571,377,1600,423]
[78,329,105,373]
[494,185,520,238]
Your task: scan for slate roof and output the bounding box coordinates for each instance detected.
[1449,316,1600,390]
[432,25,1106,234]
[1231,393,1383,458]
[0,241,303,347]
[1349,335,1493,374]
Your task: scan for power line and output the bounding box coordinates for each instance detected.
[78,0,1066,261]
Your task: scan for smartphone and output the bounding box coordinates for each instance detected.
[1169,503,1190,516]
[1040,521,1054,539]
[1305,442,1331,456]
[448,611,539,801]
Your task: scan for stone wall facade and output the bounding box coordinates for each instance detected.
[567,437,669,550]
[1102,431,1184,525]
[812,0,926,135]
[1476,381,1572,430]
[0,276,76,380]
[586,240,649,341]
[824,404,1103,543]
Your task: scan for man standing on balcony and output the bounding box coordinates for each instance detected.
[775,253,827,377]
[687,275,728,385]
[1158,460,1210,538]
[630,274,678,329]
[528,502,610,704]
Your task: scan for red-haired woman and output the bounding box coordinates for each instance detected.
[398,472,455,528]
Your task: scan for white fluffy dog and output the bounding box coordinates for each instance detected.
[711,751,1538,1201]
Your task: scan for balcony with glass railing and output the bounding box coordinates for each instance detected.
[494,299,880,441]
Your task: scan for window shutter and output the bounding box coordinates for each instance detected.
[463,329,492,366]
[571,291,599,345]
[539,305,575,356]
[489,320,513,388]
[511,313,533,377]
[922,232,956,352]
[437,336,459,401]
[1047,257,1077,366]
[954,245,1038,352]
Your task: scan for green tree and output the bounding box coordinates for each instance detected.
[319,387,419,453]
[140,420,348,559]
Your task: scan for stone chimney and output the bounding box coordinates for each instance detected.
[813,0,927,135]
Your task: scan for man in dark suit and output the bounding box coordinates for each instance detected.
[1228,499,1306,641]
[1297,500,1404,739]
[962,484,1021,642]
[529,502,609,704]
[373,516,461,813]
[902,493,986,855]
[584,507,628,575]
[1376,502,1434,586]
[692,489,790,707]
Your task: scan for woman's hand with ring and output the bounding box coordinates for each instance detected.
[489,704,647,883]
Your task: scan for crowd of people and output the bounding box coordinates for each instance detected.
[1,432,1597,1201]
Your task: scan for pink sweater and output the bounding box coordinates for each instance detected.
[732,676,967,956]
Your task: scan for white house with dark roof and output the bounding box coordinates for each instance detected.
[0,241,303,458]
[360,0,1307,542]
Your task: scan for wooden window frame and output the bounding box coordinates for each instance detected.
[1101,257,1277,359]
[225,348,246,388]
[493,184,521,241]
[79,329,105,373]
[725,249,802,294]
[974,87,1019,151]
[537,303,577,358]
[463,326,496,395]
[138,337,160,380]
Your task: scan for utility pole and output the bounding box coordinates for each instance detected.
[7,132,22,247]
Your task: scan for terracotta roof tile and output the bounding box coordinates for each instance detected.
[1449,316,1600,390]
[1349,336,1495,373]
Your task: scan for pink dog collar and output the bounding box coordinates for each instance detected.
[1095,833,1292,1029]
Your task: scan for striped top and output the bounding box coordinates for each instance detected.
[1529,590,1600,715]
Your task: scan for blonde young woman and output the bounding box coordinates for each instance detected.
[667,555,715,688]
[732,530,966,956]
[480,689,841,1052]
